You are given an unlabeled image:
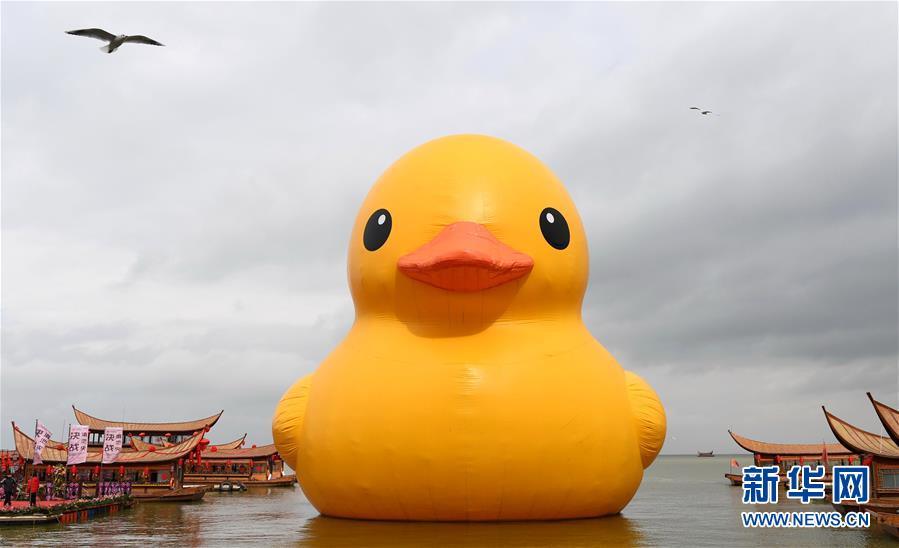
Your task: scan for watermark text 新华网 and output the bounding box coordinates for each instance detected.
[738,464,870,529]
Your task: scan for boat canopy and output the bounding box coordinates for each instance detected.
[131,433,246,452]
[11,421,204,464]
[728,430,852,457]
[822,407,899,459]
[72,405,222,434]
[869,392,899,448]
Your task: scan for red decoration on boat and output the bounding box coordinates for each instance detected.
[178,458,183,466]
[94,465,100,475]
[251,444,257,449]
[70,465,77,475]
[204,426,210,432]
[138,432,146,437]
[46,465,53,475]
[148,445,156,452]
[210,446,218,453]
[56,443,65,450]
[164,433,172,437]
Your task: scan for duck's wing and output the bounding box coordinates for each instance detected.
[624,370,666,468]
[66,28,116,42]
[123,35,165,46]
[272,373,314,471]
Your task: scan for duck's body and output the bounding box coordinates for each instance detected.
[273,135,665,521]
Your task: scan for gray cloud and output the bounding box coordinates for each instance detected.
[2,2,896,454]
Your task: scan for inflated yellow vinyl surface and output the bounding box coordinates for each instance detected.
[273,135,666,521]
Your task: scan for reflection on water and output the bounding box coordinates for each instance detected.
[300,515,641,547]
[0,457,893,547]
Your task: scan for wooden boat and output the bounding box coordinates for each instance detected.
[10,421,206,492]
[697,451,714,457]
[243,474,297,487]
[183,443,294,488]
[832,498,899,515]
[725,472,791,487]
[863,499,899,514]
[724,473,742,486]
[873,511,899,540]
[728,430,857,468]
[130,484,208,502]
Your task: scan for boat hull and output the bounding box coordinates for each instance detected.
[873,511,899,540]
[833,498,899,515]
[130,485,209,502]
[183,474,297,487]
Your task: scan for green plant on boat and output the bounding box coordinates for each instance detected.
[48,464,67,498]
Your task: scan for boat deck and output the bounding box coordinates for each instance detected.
[0,498,133,526]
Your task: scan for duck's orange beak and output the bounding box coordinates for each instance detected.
[397,222,534,292]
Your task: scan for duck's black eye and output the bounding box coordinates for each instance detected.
[363,208,392,251]
[539,207,569,250]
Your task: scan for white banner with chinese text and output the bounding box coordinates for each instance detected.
[33,421,53,465]
[66,425,90,465]
[102,427,124,464]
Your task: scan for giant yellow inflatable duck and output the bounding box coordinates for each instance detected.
[273,135,665,521]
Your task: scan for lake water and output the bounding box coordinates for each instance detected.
[0,455,892,546]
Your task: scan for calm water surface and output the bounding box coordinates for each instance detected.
[0,456,892,546]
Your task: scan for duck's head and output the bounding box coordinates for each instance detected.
[348,135,588,334]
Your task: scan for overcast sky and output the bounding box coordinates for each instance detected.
[1,2,896,456]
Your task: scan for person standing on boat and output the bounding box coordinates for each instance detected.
[1,471,16,507]
[28,472,40,506]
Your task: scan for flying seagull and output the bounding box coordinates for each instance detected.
[689,106,717,116]
[66,28,164,53]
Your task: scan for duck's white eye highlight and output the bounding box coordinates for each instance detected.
[546,212,555,224]
[377,214,387,226]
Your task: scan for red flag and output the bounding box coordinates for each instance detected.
[799,456,805,466]
[863,456,873,466]
[730,458,740,468]
[822,443,829,467]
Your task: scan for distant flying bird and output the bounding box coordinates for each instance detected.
[689,107,717,116]
[66,28,164,53]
